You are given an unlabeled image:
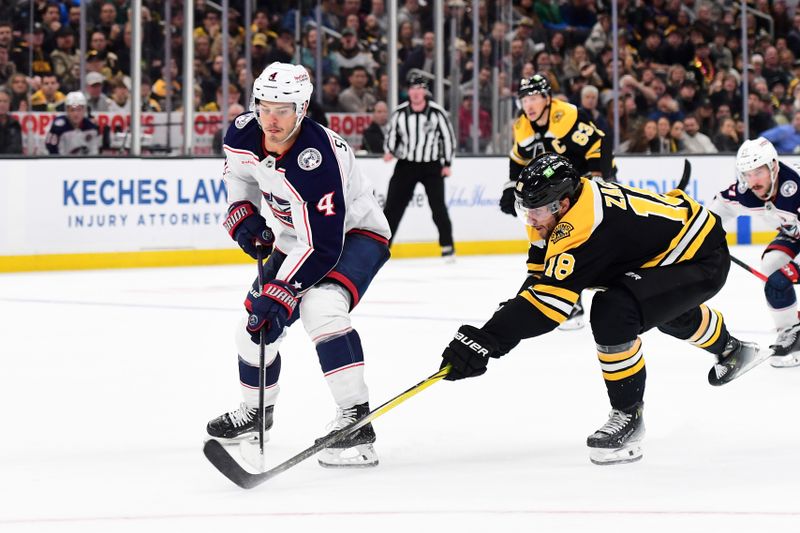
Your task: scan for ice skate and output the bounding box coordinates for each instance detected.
[587,402,645,465]
[770,323,800,368]
[442,246,456,264]
[708,337,768,385]
[558,298,585,331]
[206,402,274,444]
[317,402,379,468]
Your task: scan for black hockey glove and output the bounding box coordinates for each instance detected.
[499,182,517,217]
[245,280,299,345]
[223,201,275,260]
[441,325,499,381]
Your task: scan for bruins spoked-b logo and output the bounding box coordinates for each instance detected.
[550,222,574,244]
[297,148,322,171]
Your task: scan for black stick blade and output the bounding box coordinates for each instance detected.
[677,159,691,191]
[203,439,262,489]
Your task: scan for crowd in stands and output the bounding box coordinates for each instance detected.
[3,0,800,156]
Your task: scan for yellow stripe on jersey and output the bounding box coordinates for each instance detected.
[531,283,580,306]
[510,144,529,165]
[520,289,569,324]
[598,338,642,363]
[547,99,578,139]
[546,178,604,258]
[640,191,709,268]
[527,262,545,273]
[598,338,645,381]
[585,138,602,159]
[688,306,712,344]
[695,308,724,349]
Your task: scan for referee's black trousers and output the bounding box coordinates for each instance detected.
[383,160,453,247]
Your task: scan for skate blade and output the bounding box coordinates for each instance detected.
[589,443,643,465]
[318,444,379,468]
[558,316,585,331]
[709,347,771,386]
[770,352,800,368]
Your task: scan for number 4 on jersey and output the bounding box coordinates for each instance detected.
[317,192,336,216]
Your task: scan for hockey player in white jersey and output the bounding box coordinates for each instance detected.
[206,62,392,467]
[711,137,800,367]
[44,91,99,155]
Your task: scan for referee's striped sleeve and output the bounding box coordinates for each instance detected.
[384,107,401,155]
[436,107,455,165]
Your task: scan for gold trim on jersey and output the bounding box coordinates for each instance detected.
[527,262,545,274]
[546,178,604,258]
[688,305,724,349]
[598,338,645,381]
[640,190,719,268]
[586,138,602,159]
[520,289,570,324]
[547,99,578,139]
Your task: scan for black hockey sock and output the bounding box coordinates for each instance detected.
[597,337,646,410]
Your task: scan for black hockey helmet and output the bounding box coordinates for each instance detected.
[515,153,581,210]
[518,73,551,99]
[407,72,431,90]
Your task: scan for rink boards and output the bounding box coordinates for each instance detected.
[0,154,783,271]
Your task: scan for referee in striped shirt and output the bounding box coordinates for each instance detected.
[382,74,457,260]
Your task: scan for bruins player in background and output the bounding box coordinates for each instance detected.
[501,74,615,330]
[441,154,765,465]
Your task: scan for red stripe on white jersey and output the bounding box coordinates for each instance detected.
[323,362,364,377]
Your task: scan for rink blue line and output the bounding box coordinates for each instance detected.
[3,508,800,524]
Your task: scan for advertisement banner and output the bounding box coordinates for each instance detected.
[0,155,788,259]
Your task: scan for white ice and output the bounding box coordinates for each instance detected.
[1,245,799,532]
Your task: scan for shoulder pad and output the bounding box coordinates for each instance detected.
[548,99,578,139]
[224,113,263,160]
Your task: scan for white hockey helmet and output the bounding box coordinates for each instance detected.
[736,137,779,197]
[64,91,87,108]
[251,62,313,130]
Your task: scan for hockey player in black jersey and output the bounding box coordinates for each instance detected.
[711,137,800,368]
[500,74,615,330]
[441,154,765,465]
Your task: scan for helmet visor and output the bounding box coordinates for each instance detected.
[514,198,560,225]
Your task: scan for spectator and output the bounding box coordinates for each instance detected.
[579,84,610,135]
[584,11,610,56]
[338,66,376,113]
[49,27,79,93]
[0,88,22,154]
[108,79,130,112]
[457,92,491,151]
[88,31,119,77]
[300,26,333,79]
[201,83,242,112]
[655,116,680,153]
[84,71,113,112]
[320,74,343,113]
[681,114,718,153]
[712,117,740,152]
[361,100,389,153]
[212,102,245,155]
[7,73,29,111]
[397,0,422,38]
[670,120,686,152]
[618,119,659,153]
[649,92,684,123]
[30,73,65,112]
[400,31,440,85]
[0,44,14,87]
[748,92,777,138]
[331,27,378,82]
[761,110,800,154]
[264,27,295,65]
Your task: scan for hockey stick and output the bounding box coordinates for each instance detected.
[676,158,691,191]
[204,364,452,489]
[730,254,769,282]
[254,245,267,470]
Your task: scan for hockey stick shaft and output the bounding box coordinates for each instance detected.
[256,246,266,459]
[677,158,691,191]
[204,364,452,489]
[730,254,768,282]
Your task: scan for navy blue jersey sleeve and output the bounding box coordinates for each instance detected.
[45,116,69,154]
[276,120,347,291]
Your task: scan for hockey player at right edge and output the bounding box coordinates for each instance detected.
[438,154,765,466]
[710,137,800,368]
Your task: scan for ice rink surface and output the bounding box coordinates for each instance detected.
[1,245,799,532]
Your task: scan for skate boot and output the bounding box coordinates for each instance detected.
[770,323,800,368]
[708,337,768,385]
[558,297,585,331]
[317,402,379,468]
[587,402,645,465]
[442,245,456,264]
[206,402,274,443]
